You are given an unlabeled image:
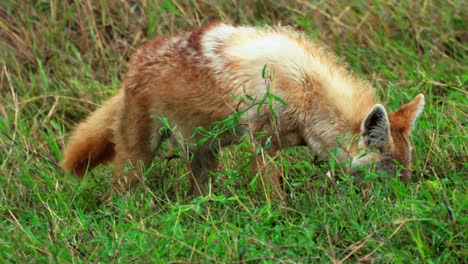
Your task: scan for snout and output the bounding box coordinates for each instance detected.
[348,152,397,179]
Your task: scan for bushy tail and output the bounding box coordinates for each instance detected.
[62,91,123,178]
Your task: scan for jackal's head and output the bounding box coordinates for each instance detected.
[350,94,425,182]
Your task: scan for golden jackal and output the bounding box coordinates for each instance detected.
[63,22,424,198]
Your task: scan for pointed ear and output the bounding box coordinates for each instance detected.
[361,104,390,150]
[389,94,425,135]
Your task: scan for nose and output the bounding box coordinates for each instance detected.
[348,167,365,178]
[377,153,395,175]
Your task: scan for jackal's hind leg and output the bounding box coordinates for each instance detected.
[105,99,164,200]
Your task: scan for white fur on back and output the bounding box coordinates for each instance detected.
[201,24,254,73]
[200,23,372,122]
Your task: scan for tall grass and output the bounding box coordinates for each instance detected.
[1,0,466,262]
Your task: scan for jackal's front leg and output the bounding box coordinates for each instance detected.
[187,146,219,196]
[249,143,286,202]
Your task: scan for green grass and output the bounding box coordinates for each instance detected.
[1,0,466,262]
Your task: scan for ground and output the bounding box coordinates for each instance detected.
[0,1,466,262]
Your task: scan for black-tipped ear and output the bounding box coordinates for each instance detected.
[361,104,390,150]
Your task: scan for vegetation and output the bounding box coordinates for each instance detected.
[0,0,466,262]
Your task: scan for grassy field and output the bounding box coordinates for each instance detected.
[1,0,466,262]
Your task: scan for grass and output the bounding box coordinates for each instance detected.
[0,0,466,262]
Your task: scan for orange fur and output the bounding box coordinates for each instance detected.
[62,23,424,198]
[63,91,123,178]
